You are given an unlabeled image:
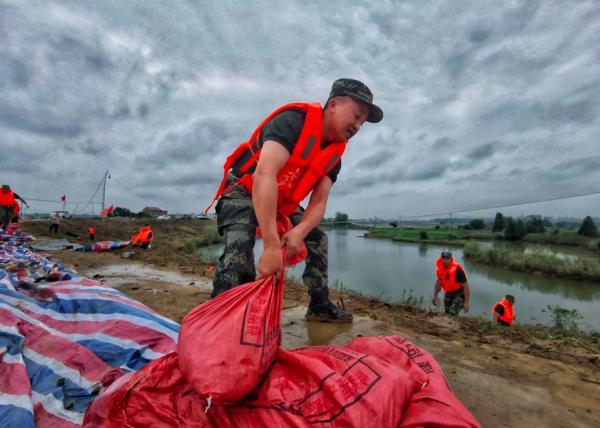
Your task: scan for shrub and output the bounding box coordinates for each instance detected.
[504,217,527,241]
[419,231,428,240]
[469,218,486,230]
[492,212,505,232]
[547,305,582,335]
[578,216,598,237]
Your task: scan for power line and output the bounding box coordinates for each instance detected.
[399,189,600,220]
[22,197,91,204]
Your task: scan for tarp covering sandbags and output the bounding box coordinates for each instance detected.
[84,219,480,427]
[1,243,74,284]
[73,241,131,253]
[0,231,179,427]
[0,227,34,245]
[31,239,73,251]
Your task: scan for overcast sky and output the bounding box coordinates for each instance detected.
[1,0,599,219]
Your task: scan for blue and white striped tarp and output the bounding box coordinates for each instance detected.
[0,230,179,427]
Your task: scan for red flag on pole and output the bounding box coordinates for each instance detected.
[100,205,114,217]
[60,195,66,202]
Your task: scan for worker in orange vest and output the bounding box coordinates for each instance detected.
[139,225,154,249]
[492,295,516,326]
[432,251,471,316]
[1,185,29,230]
[88,227,96,241]
[207,79,383,323]
[131,224,154,249]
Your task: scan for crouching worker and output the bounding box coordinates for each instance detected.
[207,78,383,323]
[131,225,154,249]
[492,295,515,326]
[432,251,471,316]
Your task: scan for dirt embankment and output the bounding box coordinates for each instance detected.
[21,219,600,428]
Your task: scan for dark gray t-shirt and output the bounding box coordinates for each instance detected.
[233,109,341,183]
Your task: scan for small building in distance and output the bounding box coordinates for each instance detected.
[142,206,168,217]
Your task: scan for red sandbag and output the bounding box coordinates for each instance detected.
[256,212,307,266]
[345,336,481,428]
[84,336,480,427]
[177,270,284,404]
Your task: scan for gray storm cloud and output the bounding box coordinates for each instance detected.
[1,0,598,218]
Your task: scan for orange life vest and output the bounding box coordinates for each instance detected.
[0,189,16,207]
[88,227,96,234]
[13,203,20,217]
[492,299,515,325]
[208,102,347,216]
[435,257,465,293]
[140,226,153,243]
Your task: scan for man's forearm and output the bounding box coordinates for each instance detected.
[252,172,279,247]
[295,199,327,237]
[433,280,441,297]
[462,282,470,303]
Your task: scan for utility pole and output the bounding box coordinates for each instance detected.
[101,170,110,212]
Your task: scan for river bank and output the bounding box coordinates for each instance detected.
[365,227,600,252]
[366,227,600,281]
[464,241,600,282]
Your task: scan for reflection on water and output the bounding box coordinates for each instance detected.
[199,230,600,331]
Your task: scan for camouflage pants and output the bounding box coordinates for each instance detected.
[444,290,465,316]
[211,178,328,298]
[1,206,12,230]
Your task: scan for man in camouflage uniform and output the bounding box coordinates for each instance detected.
[211,78,383,323]
[432,251,471,316]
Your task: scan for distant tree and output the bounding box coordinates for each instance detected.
[334,212,350,226]
[577,216,598,237]
[111,206,135,217]
[492,212,505,232]
[389,221,398,228]
[543,217,553,228]
[435,225,440,229]
[419,231,428,240]
[469,218,485,230]
[525,215,545,233]
[462,224,473,231]
[504,217,527,241]
[135,211,152,219]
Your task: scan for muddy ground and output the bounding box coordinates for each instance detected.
[22,219,600,428]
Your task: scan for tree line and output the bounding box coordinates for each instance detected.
[465,212,598,241]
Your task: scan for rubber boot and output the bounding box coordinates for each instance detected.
[305,288,353,323]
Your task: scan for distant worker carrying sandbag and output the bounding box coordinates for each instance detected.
[207,78,383,323]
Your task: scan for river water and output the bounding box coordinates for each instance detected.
[198,229,600,331]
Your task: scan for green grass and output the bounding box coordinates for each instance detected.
[365,227,497,245]
[181,225,222,254]
[464,241,600,282]
[366,227,600,254]
[523,231,596,247]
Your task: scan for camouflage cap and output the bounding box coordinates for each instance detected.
[328,78,383,123]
